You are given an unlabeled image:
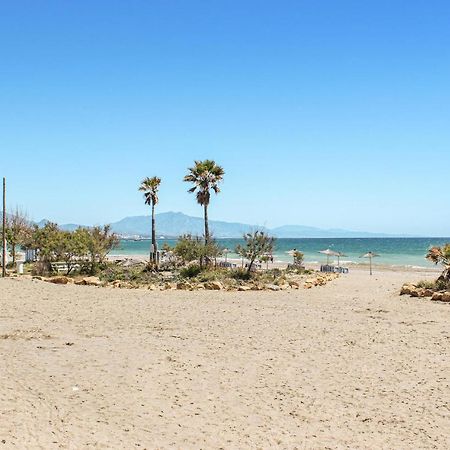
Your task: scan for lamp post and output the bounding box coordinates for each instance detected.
[2,177,6,277]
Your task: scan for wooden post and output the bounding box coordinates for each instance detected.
[2,177,6,277]
[370,256,372,276]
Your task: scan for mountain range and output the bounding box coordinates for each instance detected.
[35,211,402,238]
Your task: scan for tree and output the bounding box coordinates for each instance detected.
[139,177,161,267]
[173,234,222,267]
[235,231,275,274]
[183,160,224,244]
[426,244,450,283]
[2,208,32,265]
[57,229,89,275]
[86,225,119,273]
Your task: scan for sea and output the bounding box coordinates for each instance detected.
[111,237,450,269]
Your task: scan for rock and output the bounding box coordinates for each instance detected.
[176,281,192,290]
[147,284,158,291]
[195,283,206,290]
[420,289,434,298]
[437,292,450,302]
[75,276,102,287]
[400,284,417,296]
[431,292,444,301]
[111,280,132,289]
[289,280,301,289]
[205,281,224,290]
[32,276,43,281]
[47,276,70,285]
[250,284,264,291]
[265,284,281,291]
[280,283,291,290]
[238,286,251,291]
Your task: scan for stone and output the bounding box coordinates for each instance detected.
[238,286,251,291]
[250,284,264,291]
[441,292,450,302]
[289,280,301,289]
[431,292,443,301]
[176,281,192,290]
[420,289,434,298]
[265,284,281,291]
[205,281,224,291]
[47,276,70,285]
[400,284,417,296]
[147,284,158,291]
[76,276,102,287]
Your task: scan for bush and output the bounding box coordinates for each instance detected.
[415,278,450,291]
[180,264,203,278]
[416,280,436,289]
[230,268,252,281]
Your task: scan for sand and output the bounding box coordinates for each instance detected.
[0,270,449,449]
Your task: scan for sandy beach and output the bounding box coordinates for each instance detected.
[0,269,449,449]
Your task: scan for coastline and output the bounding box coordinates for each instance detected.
[108,253,442,274]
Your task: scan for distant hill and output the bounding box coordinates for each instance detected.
[110,212,266,238]
[108,212,400,238]
[24,211,403,238]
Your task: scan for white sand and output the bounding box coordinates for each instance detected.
[0,270,449,449]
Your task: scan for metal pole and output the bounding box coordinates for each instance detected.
[370,256,372,276]
[2,177,6,277]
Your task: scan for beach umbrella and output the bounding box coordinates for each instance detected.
[360,252,380,275]
[336,252,347,267]
[223,248,230,262]
[318,248,340,265]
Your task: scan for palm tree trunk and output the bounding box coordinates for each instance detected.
[204,203,209,245]
[151,202,158,268]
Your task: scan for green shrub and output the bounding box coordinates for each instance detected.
[197,269,223,282]
[180,264,203,278]
[230,268,252,281]
[416,280,437,289]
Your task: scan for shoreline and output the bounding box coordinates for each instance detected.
[108,254,442,274]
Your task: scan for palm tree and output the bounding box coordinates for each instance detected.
[138,177,161,266]
[184,160,224,244]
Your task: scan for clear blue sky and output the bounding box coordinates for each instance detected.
[0,1,449,236]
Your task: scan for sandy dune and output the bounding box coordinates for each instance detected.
[0,270,449,449]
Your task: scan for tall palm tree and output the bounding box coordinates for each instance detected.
[139,176,161,266]
[184,160,224,244]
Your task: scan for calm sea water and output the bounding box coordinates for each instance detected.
[111,237,450,268]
